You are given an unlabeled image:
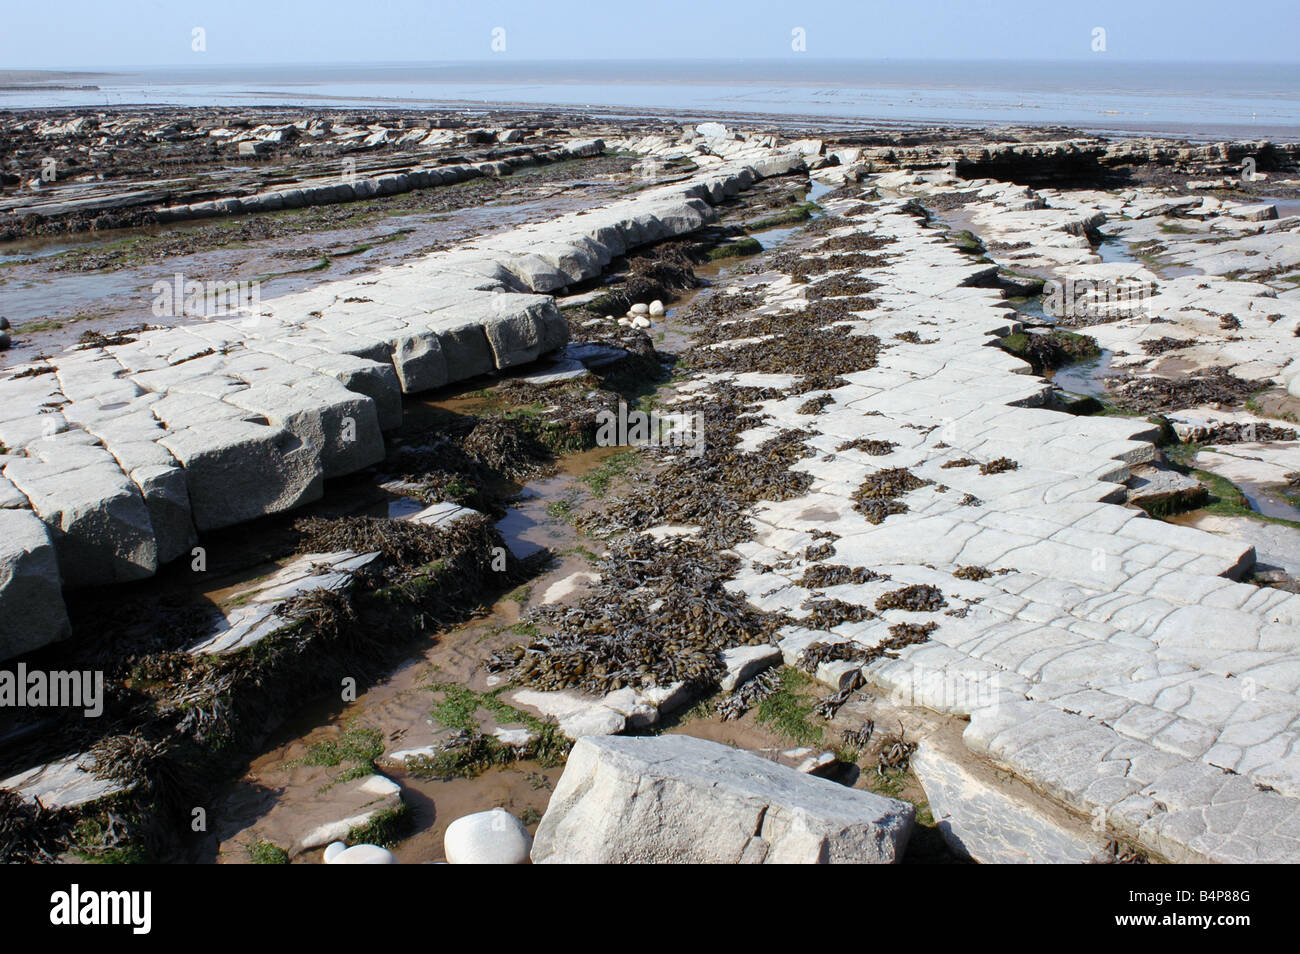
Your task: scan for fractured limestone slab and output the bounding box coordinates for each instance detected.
[2,435,158,587]
[532,735,914,863]
[0,508,71,658]
[159,419,323,532]
[0,141,806,658]
[912,743,1108,863]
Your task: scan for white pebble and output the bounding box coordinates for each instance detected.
[323,841,347,862]
[444,808,532,864]
[325,841,397,864]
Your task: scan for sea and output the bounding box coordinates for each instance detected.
[3,59,1300,141]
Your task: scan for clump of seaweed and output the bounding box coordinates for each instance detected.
[1113,366,1259,413]
[837,438,896,455]
[804,541,836,561]
[797,619,940,676]
[1202,421,1297,444]
[406,724,570,780]
[807,275,880,299]
[953,565,993,581]
[488,533,791,695]
[75,324,154,351]
[816,232,895,253]
[798,565,889,588]
[855,467,929,500]
[856,498,909,524]
[688,324,882,381]
[1141,336,1195,356]
[585,240,702,317]
[798,640,868,669]
[887,620,939,642]
[578,383,815,549]
[841,721,875,748]
[875,584,947,613]
[797,393,835,415]
[876,732,918,774]
[717,667,781,721]
[0,791,73,864]
[979,457,1019,475]
[801,597,876,629]
[852,466,929,522]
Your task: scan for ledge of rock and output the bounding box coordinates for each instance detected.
[293,773,403,853]
[912,743,1109,863]
[531,735,914,864]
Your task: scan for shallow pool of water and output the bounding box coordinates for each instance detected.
[1096,235,1139,264]
[1012,295,1052,326]
[1047,349,1120,399]
[1268,197,1300,219]
[1235,479,1300,523]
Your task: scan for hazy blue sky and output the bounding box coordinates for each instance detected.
[4,0,1296,69]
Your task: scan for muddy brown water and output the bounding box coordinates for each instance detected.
[206,457,601,864]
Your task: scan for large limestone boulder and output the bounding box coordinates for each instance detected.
[159,419,323,532]
[532,735,914,864]
[483,298,569,369]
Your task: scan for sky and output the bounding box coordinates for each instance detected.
[2,0,1297,70]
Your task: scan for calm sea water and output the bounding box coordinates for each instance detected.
[4,60,1299,139]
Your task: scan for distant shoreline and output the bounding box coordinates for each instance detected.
[0,85,99,92]
[3,60,1297,142]
[0,97,1292,144]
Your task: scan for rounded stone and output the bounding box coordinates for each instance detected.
[649,300,665,316]
[327,843,398,865]
[0,331,10,351]
[630,303,650,315]
[443,808,532,864]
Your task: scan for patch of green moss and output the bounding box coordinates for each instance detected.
[299,723,384,769]
[749,202,819,230]
[707,237,763,261]
[581,450,639,497]
[755,667,824,747]
[346,804,412,847]
[248,839,289,864]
